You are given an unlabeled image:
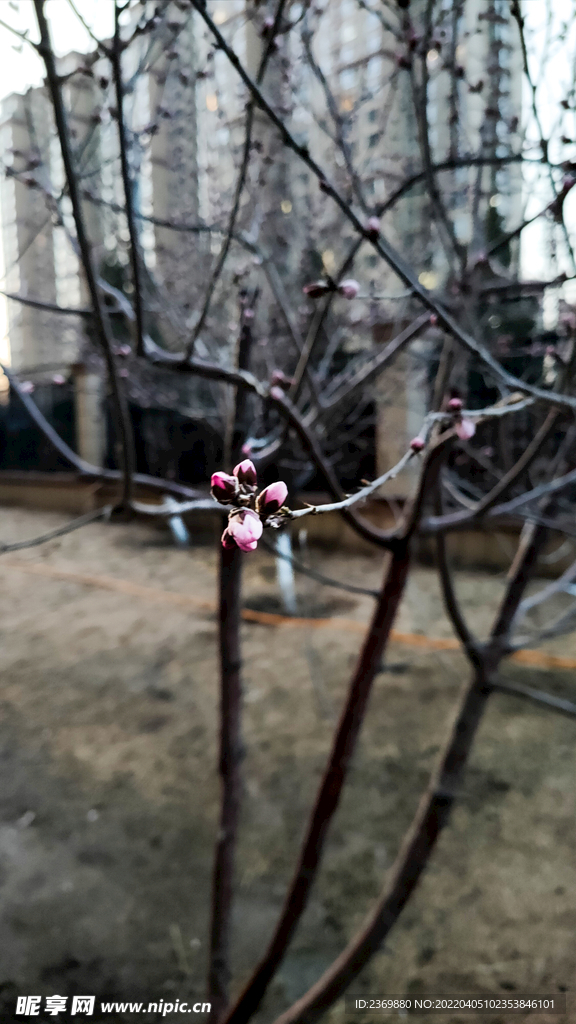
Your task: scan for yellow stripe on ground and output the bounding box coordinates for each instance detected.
[2,559,576,672]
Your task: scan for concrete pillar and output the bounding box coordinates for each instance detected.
[73,364,106,468]
[375,332,431,499]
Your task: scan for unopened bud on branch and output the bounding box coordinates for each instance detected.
[410,436,425,452]
[303,280,332,298]
[365,216,380,238]
[270,370,293,389]
[211,471,239,504]
[223,509,263,552]
[261,15,275,36]
[233,459,258,487]
[337,279,360,299]
[256,481,288,516]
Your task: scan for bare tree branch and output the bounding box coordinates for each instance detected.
[34,0,136,510]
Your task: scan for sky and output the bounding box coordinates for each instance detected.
[0,0,114,99]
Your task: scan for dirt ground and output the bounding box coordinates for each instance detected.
[0,507,573,1024]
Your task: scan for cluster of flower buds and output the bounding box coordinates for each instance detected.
[446,396,476,440]
[211,460,289,552]
[211,459,257,505]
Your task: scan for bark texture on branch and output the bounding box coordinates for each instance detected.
[209,539,244,1022]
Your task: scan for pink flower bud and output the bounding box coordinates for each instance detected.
[226,509,263,552]
[447,397,463,412]
[455,417,476,441]
[303,280,331,298]
[221,528,237,549]
[337,279,360,300]
[241,442,252,455]
[270,370,293,389]
[233,459,257,487]
[211,471,239,504]
[429,313,438,325]
[410,436,425,452]
[52,374,66,385]
[256,480,288,516]
[366,216,380,237]
[20,381,34,394]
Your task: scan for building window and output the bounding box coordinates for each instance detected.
[369,132,380,148]
[368,109,377,123]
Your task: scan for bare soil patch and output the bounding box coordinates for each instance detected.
[0,508,573,1023]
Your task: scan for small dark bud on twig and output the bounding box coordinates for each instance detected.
[303,279,332,298]
[270,370,293,390]
[365,216,380,239]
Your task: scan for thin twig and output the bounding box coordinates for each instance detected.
[3,363,206,503]
[0,507,111,554]
[111,0,146,357]
[34,0,136,510]
[435,473,477,656]
[320,313,431,411]
[259,534,379,598]
[492,678,576,719]
[186,0,287,359]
